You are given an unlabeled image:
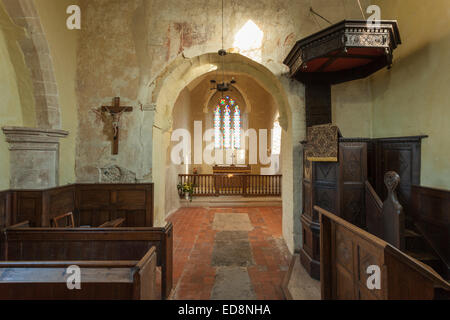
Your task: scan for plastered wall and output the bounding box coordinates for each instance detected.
[371,0,450,189]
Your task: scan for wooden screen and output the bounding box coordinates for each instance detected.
[76,184,153,227]
[375,136,425,214]
[0,183,154,228]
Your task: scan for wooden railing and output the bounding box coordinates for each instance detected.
[364,171,405,250]
[178,174,282,197]
[365,180,383,239]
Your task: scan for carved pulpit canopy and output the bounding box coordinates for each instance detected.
[283,20,401,84]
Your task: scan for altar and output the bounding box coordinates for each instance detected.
[212,165,251,175]
[211,165,251,191]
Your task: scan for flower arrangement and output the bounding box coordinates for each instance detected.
[177,181,196,201]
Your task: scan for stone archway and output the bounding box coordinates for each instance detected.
[149,53,291,132]
[2,0,61,129]
[1,0,67,190]
[145,52,304,253]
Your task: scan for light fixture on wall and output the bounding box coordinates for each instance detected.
[210,0,236,93]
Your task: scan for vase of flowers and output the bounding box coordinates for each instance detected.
[177,181,195,202]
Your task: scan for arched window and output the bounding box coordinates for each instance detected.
[233,104,241,149]
[272,120,281,155]
[214,106,222,149]
[214,96,241,150]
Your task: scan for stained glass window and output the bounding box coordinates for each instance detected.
[223,104,231,149]
[233,105,241,149]
[214,106,222,149]
[214,96,241,150]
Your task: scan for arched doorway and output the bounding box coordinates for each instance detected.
[146,52,304,255]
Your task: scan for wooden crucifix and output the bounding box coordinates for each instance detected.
[101,97,133,155]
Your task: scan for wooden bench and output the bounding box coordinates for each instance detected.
[0,247,157,300]
[2,223,173,299]
[318,205,450,300]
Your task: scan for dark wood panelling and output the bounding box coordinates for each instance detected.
[411,185,450,279]
[338,142,367,228]
[42,185,76,227]
[12,191,42,226]
[76,184,154,227]
[305,83,332,127]
[375,136,426,214]
[300,136,426,280]
[0,190,11,261]
[301,141,368,280]
[0,191,12,229]
[3,184,154,228]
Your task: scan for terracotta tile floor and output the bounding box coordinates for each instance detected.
[167,207,291,300]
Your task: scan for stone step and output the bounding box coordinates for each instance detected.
[180,196,282,208]
[404,229,428,252]
[405,250,445,275]
[406,250,440,262]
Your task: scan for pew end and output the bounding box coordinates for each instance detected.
[317,205,450,300]
[0,247,158,300]
[1,222,174,300]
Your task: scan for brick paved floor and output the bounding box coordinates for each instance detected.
[167,207,291,300]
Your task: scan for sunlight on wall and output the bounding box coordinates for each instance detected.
[272,120,282,155]
[233,20,263,62]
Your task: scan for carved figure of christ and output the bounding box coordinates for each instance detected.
[101,97,133,155]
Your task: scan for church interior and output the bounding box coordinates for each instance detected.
[0,0,449,301]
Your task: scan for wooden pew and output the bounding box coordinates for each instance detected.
[0,247,157,300]
[2,223,173,299]
[318,205,450,300]
[411,185,450,279]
